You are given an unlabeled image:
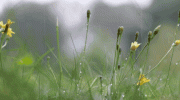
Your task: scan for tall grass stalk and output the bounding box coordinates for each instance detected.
[47,56,59,90]
[56,18,62,90]
[162,12,180,95]
[39,72,41,99]
[145,44,174,75]
[83,10,90,55]
[0,32,5,68]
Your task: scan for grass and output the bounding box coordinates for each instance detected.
[0,10,180,100]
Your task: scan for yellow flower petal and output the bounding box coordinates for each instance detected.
[137,74,150,86]
[6,28,15,37]
[130,41,140,51]
[7,19,15,25]
[0,21,6,28]
[0,19,15,37]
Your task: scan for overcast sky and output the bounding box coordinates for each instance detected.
[1,0,153,56]
[1,0,152,29]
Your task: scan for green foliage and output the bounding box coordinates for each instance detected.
[0,10,180,100]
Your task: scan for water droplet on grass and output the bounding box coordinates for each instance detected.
[122,94,125,97]
[145,94,147,97]
[176,63,178,65]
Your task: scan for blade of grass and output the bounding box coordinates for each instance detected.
[56,18,62,90]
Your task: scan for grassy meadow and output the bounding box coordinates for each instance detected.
[0,9,180,100]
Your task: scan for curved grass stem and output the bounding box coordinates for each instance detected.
[145,44,174,76]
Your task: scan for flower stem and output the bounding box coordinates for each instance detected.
[162,14,180,96]
[145,44,174,76]
[56,18,62,92]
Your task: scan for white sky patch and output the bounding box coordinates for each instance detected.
[66,32,94,56]
[55,0,153,29]
[0,0,152,28]
[56,0,95,29]
[103,0,152,8]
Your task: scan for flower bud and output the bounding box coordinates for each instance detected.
[153,25,161,36]
[117,26,124,38]
[87,10,91,19]
[148,31,152,43]
[179,9,180,19]
[118,65,120,70]
[135,31,139,41]
[175,40,180,46]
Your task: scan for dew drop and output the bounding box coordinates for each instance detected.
[145,94,147,97]
[122,94,125,97]
[176,63,178,65]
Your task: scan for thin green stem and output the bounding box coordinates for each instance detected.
[56,18,62,89]
[0,34,5,69]
[142,43,150,72]
[47,57,59,90]
[162,45,175,96]
[145,44,174,76]
[162,15,180,96]
[133,43,148,65]
[119,52,133,83]
[39,72,40,99]
[83,17,90,55]
[100,77,103,96]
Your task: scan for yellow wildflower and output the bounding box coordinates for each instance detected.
[130,41,140,51]
[7,19,14,25]
[6,28,15,37]
[137,74,150,86]
[0,19,15,37]
[175,40,180,46]
[0,21,6,28]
